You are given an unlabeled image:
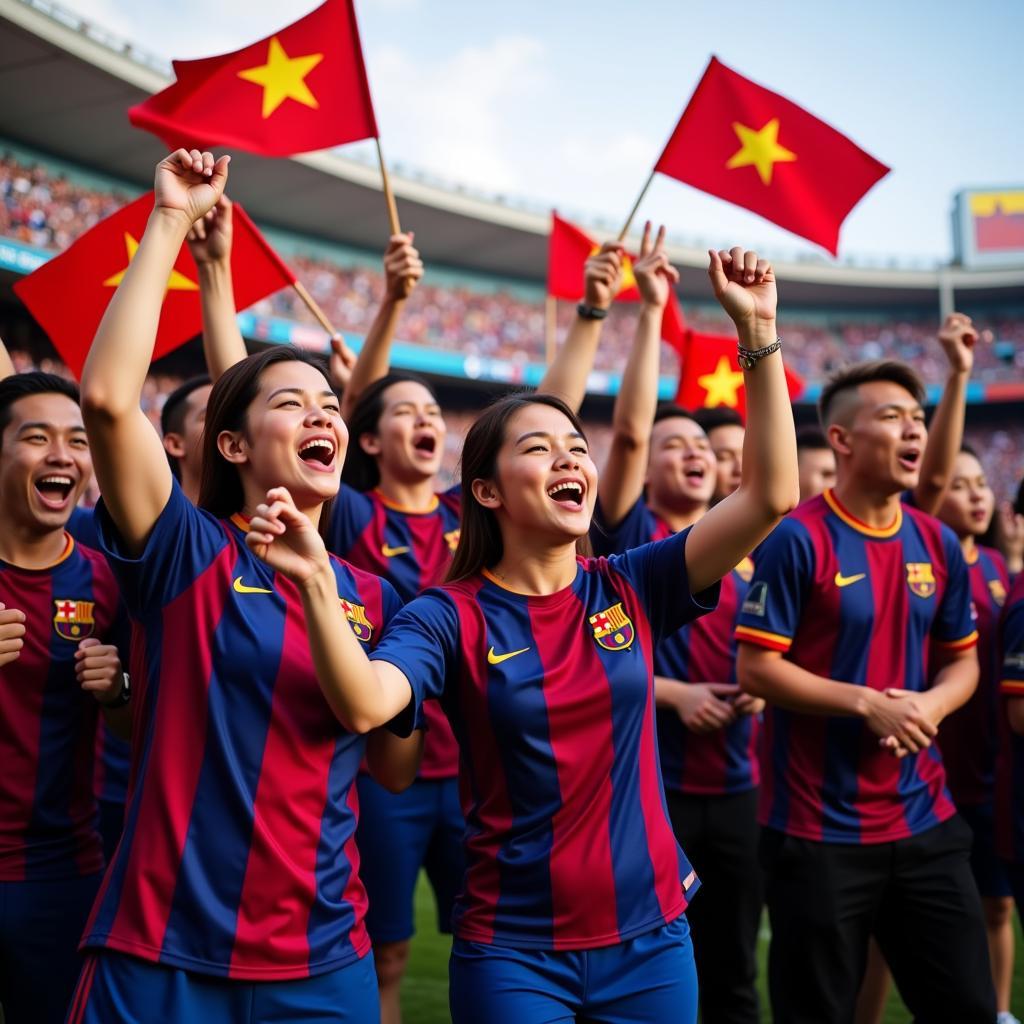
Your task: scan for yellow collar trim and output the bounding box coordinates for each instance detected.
[824,489,901,539]
[373,489,439,514]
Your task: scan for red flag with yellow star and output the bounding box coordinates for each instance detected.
[676,329,804,420]
[13,193,295,377]
[128,0,377,157]
[655,57,889,255]
[547,213,641,302]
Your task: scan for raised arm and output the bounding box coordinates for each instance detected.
[80,150,228,554]
[246,487,415,732]
[188,195,248,379]
[0,335,14,379]
[598,224,677,528]
[684,249,799,593]
[912,313,979,514]
[338,233,423,419]
[537,242,623,413]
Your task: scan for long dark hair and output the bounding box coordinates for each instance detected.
[198,347,338,532]
[341,372,440,492]
[446,392,590,583]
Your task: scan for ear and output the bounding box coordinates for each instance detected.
[358,432,382,458]
[470,477,503,510]
[162,432,186,459]
[827,424,852,458]
[216,429,249,466]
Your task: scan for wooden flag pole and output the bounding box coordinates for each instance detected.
[375,138,402,236]
[617,170,656,242]
[544,295,557,365]
[292,280,339,338]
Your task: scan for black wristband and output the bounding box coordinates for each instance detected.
[100,672,131,709]
[576,303,609,321]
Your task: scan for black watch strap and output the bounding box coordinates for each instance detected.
[576,303,609,321]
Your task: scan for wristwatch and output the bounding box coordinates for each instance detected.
[737,337,782,370]
[101,672,131,709]
[576,303,609,321]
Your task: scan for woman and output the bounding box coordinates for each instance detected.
[245,244,799,1022]
[934,446,1017,1024]
[70,150,411,1023]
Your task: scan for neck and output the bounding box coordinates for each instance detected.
[239,487,323,530]
[0,518,70,569]
[648,495,708,533]
[959,532,977,558]
[375,467,438,512]
[181,466,201,506]
[832,475,902,530]
[488,528,579,596]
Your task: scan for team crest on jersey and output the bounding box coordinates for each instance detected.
[988,579,1007,607]
[53,599,95,641]
[905,563,936,599]
[734,556,754,582]
[340,598,373,643]
[444,528,461,552]
[589,603,635,651]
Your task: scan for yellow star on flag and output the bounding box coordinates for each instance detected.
[102,233,198,292]
[725,118,797,186]
[237,37,324,120]
[698,356,745,408]
[588,245,637,295]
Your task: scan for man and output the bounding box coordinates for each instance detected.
[0,372,127,1024]
[796,424,836,501]
[693,405,744,503]
[736,359,995,1023]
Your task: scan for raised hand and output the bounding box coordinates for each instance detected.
[154,149,230,227]
[937,311,991,375]
[187,195,233,265]
[246,487,332,585]
[328,334,358,393]
[383,232,424,301]
[708,247,777,331]
[583,241,625,310]
[633,222,679,311]
[0,603,26,668]
[75,637,124,703]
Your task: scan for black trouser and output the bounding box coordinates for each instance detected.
[760,815,995,1024]
[665,787,762,1024]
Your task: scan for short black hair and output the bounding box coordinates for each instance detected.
[818,360,925,430]
[653,402,698,426]
[160,375,211,438]
[691,406,743,434]
[1016,475,1024,518]
[0,372,80,449]
[795,424,830,451]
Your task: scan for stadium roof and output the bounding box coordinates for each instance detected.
[1,0,1023,308]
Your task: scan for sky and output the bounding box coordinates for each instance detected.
[61,0,1024,265]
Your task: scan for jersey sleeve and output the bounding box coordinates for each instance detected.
[734,516,815,653]
[324,483,375,559]
[591,496,652,558]
[369,590,459,732]
[605,526,720,640]
[93,480,228,615]
[932,528,980,650]
[1001,592,1024,697]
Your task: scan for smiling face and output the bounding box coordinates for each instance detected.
[831,380,927,494]
[0,392,91,533]
[473,402,597,542]
[217,360,348,511]
[938,450,994,539]
[646,415,715,510]
[360,380,446,484]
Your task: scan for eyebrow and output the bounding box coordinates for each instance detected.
[514,430,586,445]
[16,421,86,434]
[267,387,338,402]
[875,403,924,415]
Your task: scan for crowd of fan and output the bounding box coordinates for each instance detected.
[4,153,1023,387]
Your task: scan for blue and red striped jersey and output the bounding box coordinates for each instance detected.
[996,572,1024,863]
[0,535,122,880]
[735,489,977,844]
[66,507,133,808]
[592,497,759,795]
[327,482,461,779]
[82,482,401,980]
[370,528,718,950]
[937,545,1009,807]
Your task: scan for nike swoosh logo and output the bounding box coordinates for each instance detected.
[487,646,530,665]
[834,571,866,588]
[381,544,411,558]
[233,576,273,595]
